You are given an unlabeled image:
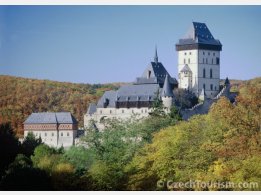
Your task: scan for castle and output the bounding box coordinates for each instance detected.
[84,22,227,129]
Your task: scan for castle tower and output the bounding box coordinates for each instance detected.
[161,75,174,111]
[176,22,222,98]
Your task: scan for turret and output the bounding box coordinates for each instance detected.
[161,75,174,111]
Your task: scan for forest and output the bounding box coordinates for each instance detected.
[0,76,260,190]
[0,75,121,136]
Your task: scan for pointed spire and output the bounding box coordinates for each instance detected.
[224,77,230,86]
[154,45,158,64]
[161,75,174,97]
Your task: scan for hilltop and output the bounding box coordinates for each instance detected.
[0,75,126,136]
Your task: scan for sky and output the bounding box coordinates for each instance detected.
[0,5,260,84]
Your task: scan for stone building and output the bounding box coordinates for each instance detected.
[176,22,222,98]
[24,112,78,148]
[84,49,177,129]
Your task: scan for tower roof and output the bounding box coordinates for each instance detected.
[224,77,230,86]
[154,46,158,63]
[161,75,174,97]
[180,64,192,72]
[176,22,222,51]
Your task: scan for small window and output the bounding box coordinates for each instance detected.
[212,59,213,64]
[188,58,190,64]
[122,110,124,113]
[61,132,63,136]
[215,86,217,90]
[203,51,205,55]
[213,53,215,56]
[141,109,143,113]
[208,52,210,56]
[206,58,208,64]
[189,52,191,55]
[52,133,54,137]
[216,57,220,64]
[203,58,205,64]
[67,132,69,136]
[203,84,206,90]
[110,110,112,114]
[184,59,186,64]
[184,52,187,55]
[45,133,47,137]
[210,69,213,78]
[203,68,206,78]
[100,110,102,114]
[132,110,134,114]
[210,84,213,90]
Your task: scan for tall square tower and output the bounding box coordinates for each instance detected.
[176,22,222,98]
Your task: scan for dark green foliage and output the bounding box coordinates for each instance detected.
[21,132,42,158]
[150,89,165,117]
[0,154,52,190]
[0,123,20,178]
[174,88,198,108]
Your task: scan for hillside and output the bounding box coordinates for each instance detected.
[0,75,123,136]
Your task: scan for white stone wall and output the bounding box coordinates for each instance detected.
[24,129,76,148]
[178,49,220,98]
[178,50,198,92]
[84,107,152,129]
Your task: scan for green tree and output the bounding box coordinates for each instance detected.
[21,132,42,158]
[0,123,20,178]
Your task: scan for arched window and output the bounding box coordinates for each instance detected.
[210,84,213,90]
[210,69,213,78]
[203,68,206,78]
[203,58,205,64]
[203,83,206,90]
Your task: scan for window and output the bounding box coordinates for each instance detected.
[189,52,191,55]
[67,132,69,136]
[215,86,217,90]
[52,133,54,137]
[203,84,206,90]
[184,52,187,55]
[132,110,134,114]
[212,58,213,64]
[110,110,112,114]
[210,69,213,78]
[210,84,213,90]
[45,133,47,137]
[216,57,220,64]
[147,70,151,78]
[206,58,208,64]
[188,58,190,64]
[203,68,206,78]
[61,132,63,136]
[208,52,210,55]
[203,58,205,64]
[203,51,205,55]
[184,59,186,64]
[213,53,215,56]
[122,110,124,113]
[100,110,102,114]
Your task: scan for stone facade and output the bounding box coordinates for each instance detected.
[24,112,78,148]
[176,22,222,98]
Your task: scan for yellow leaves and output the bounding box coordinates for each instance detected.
[53,163,75,174]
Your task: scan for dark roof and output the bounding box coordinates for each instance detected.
[24,112,77,124]
[136,62,178,86]
[87,103,97,115]
[176,22,222,49]
[96,84,160,108]
[180,64,192,72]
[224,77,230,85]
[161,75,174,97]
